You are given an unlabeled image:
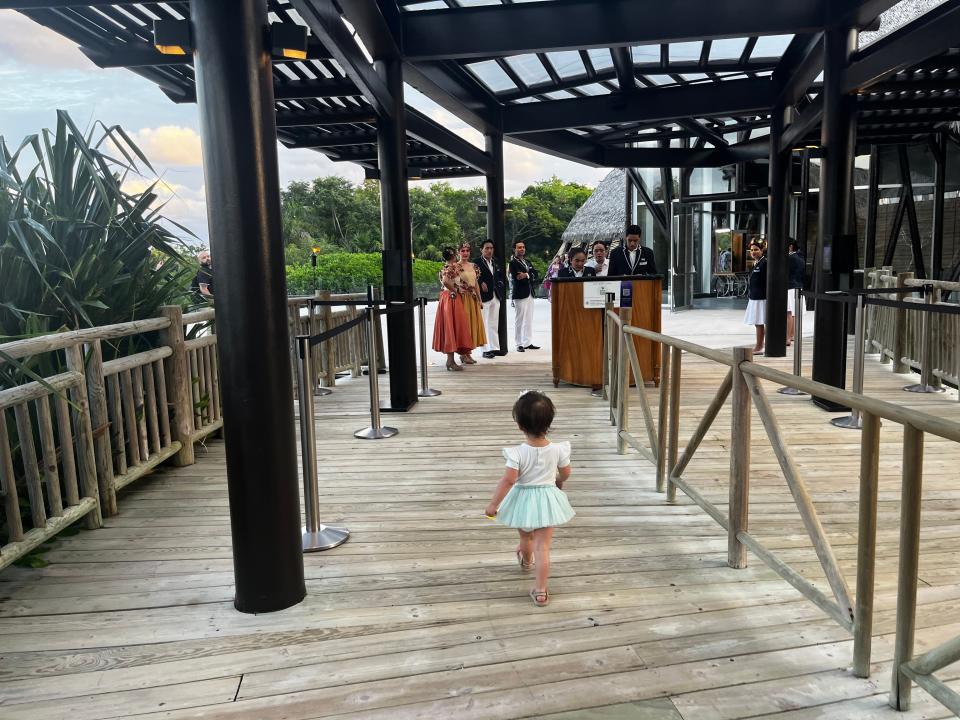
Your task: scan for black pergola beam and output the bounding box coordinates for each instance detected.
[338,0,402,60]
[401,0,830,61]
[276,109,378,127]
[677,119,728,147]
[774,33,824,106]
[405,108,493,174]
[403,61,501,135]
[603,140,768,167]
[280,130,378,149]
[845,1,960,92]
[289,0,393,115]
[779,95,824,152]
[503,78,777,134]
[0,0,157,6]
[81,40,332,69]
[611,47,637,92]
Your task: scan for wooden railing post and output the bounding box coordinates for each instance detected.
[159,306,195,467]
[853,411,881,678]
[891,424,925,710]
[666,346,682,503]
[728,347,753,569]
[892,272,914,374]
[616,308,632,455]
[83,340,117,516]
[656,342,671,493]
[64,344,103,529]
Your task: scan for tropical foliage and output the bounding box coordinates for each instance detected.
[280,176,592,264]
[0,111,194,351]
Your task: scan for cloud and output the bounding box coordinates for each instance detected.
[133,126,204,167]
[0,12,96,70]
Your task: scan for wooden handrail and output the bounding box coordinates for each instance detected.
[0,318,171,362]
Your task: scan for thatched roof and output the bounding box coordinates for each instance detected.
[561,169,627,249]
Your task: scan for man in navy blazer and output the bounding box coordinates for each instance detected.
[609,224,657,276]
[474,239,506,359]
[509,240,539,352]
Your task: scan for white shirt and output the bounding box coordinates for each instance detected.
[628,249,638,267]
[483,257,495,274]
[586,258,609,276]
[503,441,571,487]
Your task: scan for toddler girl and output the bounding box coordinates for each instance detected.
[485,391,574,607]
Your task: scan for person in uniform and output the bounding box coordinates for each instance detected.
[475,239,506,359]
[609,225,657,276]
[509,240,539,352]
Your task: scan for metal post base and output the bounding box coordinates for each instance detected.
[315,387,332,396]
[777,387,808,396]
[831,415,863,429]
[418,388,442,397]
[354,426,399,439]
[903,384,945,394]
[302,525,350,552]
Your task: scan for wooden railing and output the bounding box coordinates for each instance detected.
[865,268,960,392]
[608,312,960,713]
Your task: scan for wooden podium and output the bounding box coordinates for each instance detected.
[551,276,662,388]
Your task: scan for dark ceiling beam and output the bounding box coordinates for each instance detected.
[502,78,778,134]
[331,147,445,163]
[403,61,501,135]
[401,0,831,61]
[859,113,959,126]
[773,33,824,106]
[80,40,332,69]
[338,0,402,60]
[274,79,362,100]
[779,95,824,151]
[289,0,392,115]
[676,119,728,147]
[275,108,378,127]
[496,59,780,101]
[603,139,769,167]
[611,47,637,92]
[403,108,493,174]
[845,1,960,92]
[859,95,960,111]
[1,0,156,6]
[280,130,379,149]
[364,167,483,181]
[508,131,603,167]
[830,0,902,28]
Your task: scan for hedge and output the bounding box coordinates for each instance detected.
[285,253,444,296]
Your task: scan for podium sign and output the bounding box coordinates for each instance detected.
[582,280,622,308]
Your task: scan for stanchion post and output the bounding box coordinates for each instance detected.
[616,307,631,454]
[904,284,945,393]
[833,294,866,429]
[779,287,807,396]
[355,303,399,440]
[296,336,349,552]
[417,297,441,398]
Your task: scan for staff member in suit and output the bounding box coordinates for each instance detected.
[584,240,609,277]
[509,240,539,352]
[609,225,657,276]
[786,240,805,346]
[475,239,506,359]
[557,247,596,278]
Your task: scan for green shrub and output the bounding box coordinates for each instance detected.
[285,253,444,297]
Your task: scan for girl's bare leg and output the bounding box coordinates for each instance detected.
[532,527,555,592]
[516,530,534,566]
[754,324,765,352]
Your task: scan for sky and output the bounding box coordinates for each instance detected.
[0,11,609,245]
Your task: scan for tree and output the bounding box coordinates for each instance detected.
[508,177,593,260]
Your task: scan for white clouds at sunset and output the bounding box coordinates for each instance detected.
[134,126,204,167]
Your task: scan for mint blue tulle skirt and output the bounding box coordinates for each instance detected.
[495,484,575,531]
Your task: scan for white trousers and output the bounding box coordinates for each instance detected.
[514,297,535,347]
[482,296,501,352]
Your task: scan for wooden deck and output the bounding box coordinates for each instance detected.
[1,348,960,719]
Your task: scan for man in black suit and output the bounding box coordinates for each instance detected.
[474,239,506,359]
[509,240,539,352]
[609,224,658,276]
[557,247,596,278]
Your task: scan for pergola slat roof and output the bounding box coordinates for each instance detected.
[8,0,960,173]
[10,0,489,180]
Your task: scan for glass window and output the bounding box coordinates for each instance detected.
[466,60,517,92]
[545,51,585,79]
[578,83,611,96]
[632,45,659,63]
[587,48,614,70]
[710,38,749,61]
[669,41,702,61]
[751,34,793,58]
[505,55,551,85]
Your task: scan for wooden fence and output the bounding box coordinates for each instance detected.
[607,310,960,713]
[865,267,960,392]
[0,297,368,571]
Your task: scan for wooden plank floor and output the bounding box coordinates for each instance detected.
[1,347,960,719]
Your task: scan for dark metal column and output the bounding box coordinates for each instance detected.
[812,24,859,409]
[486,131,509,355]
[190,0,305,612]
[376,57,418,411]
[766,104,789,357]
[931,132,947,280]
[864,145,880,269]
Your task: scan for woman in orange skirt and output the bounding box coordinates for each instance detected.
[457,241,487,364]
[432,247,474,371]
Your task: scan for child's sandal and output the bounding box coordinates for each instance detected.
[516,550,534,571]
[529,588,549,607]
